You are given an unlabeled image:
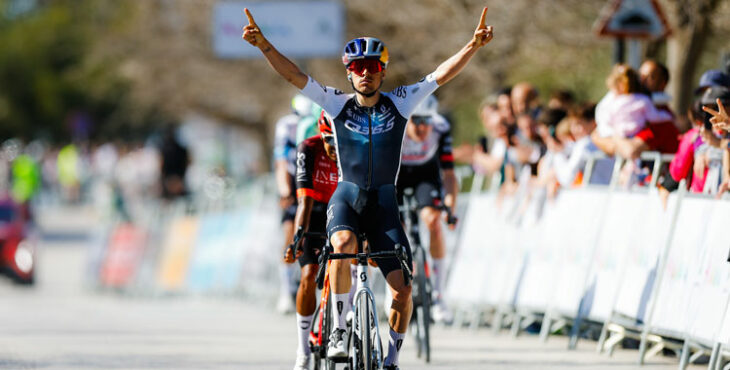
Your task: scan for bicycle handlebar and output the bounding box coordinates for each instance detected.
[285,227,327,262]
[315,243,413,288]
[439,204,458,226]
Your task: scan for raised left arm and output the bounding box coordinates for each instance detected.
[432,7,494,86]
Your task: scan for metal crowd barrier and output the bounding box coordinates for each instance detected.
[446,151,730,369]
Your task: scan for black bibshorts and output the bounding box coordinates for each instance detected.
[326,181,412,278]
[299,203,327,267]
[396,165,443,210]
[280,175,297,224]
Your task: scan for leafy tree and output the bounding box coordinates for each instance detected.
[0,0,159,141]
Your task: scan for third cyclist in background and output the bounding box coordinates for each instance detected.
[397,95,457,324]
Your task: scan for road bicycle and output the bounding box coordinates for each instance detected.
[399,187,457,363]
[315,234,412,370]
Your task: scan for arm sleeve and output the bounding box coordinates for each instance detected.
[299,76,349,118]
[389,73,440,118]
[295,141,314,196]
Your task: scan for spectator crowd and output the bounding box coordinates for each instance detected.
[454,59,730,206]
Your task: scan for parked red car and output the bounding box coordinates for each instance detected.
[0,199,35,284]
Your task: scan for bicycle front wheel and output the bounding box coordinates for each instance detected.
[358,296,376,370]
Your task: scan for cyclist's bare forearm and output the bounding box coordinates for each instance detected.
[443,169,457,211]
[293,196,314,233]
[432,42,481,86]
[274,161,292,197]
[258,40,308,89]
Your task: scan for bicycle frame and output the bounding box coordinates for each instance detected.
[314,266,331,347]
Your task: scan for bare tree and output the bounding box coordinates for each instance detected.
[662,0,723,116]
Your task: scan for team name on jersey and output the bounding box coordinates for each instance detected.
[343,119,396,135]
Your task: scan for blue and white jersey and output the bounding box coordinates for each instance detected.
[273,113,299,175]
[300,74,439,190]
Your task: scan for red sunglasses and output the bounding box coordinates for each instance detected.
[347,59,384,76]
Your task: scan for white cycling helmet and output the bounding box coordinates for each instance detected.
[411,95,439,118]
[291,94,314,117]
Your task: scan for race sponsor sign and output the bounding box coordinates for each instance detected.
[213,1,345,59]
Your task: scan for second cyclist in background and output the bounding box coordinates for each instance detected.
[274,94,315,314]
[284,111,341,370]
[397,95,457,324]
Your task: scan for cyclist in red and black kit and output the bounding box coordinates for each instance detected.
[284,111,340,370]
[243,7,493,368]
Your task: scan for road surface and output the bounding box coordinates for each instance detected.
[0,205,700,369]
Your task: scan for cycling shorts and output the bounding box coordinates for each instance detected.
[326,181,412,278]
[299,203,327,267]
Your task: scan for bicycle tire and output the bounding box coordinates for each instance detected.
[418,289,431,363]
[413,272,423,359]
[359,296,373,370]
[415,247,431,362]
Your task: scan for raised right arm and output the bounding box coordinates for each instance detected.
[242,8,307,89]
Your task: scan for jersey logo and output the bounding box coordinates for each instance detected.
[334,89,344,95]
[295,152,307,182]
[315,169,338,183]
[344,119,395,135]
[392,86,407,99]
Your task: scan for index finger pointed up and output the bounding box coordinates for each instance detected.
[478,7,488,28]
[244,8,256,26]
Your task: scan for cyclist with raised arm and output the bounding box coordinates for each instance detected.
[397,95,457,324]
[274,94,315,314]
[243,8,493,368]
[284,111,340,370]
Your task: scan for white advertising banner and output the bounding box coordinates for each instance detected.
[213,1,345,59]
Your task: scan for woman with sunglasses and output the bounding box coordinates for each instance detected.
[284,111,340,370]
[243,7,493,369]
